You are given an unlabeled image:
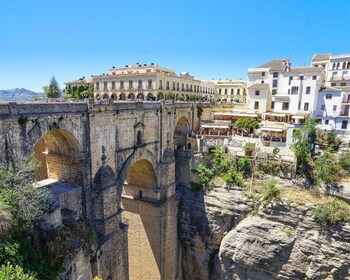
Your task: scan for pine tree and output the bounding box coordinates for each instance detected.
[44,76,61,98]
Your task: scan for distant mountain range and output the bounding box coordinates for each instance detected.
[0,88,43,101]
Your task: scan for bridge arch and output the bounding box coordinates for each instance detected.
[174,115,191,150]
[117,150,161,280]
[33,129,83,185]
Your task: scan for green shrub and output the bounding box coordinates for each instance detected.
[237,156,251,176]
[0,263,36,280]
[0,238,56,280]
[222,170,242,186]
[261,180,281,200]
[340,152,350,171]
[273,147,280,155]
[314,199,350,225]
[196,164,214,185]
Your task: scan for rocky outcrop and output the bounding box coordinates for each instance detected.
[219,201,350,280]
[178,180,350,280]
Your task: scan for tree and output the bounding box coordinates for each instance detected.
[0,157,50,232]
[0,263,36,280]
[236,118,260,133]
[197,105,203,120]
[43,76,61,98]
[314,148,342,185]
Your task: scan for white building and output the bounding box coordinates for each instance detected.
[247,59,324,123]
[212,79,246,103]
[91,63,215,101]
[312,54,350,139]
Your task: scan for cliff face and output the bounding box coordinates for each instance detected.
[178,178,253,280]
[178,180,350,280]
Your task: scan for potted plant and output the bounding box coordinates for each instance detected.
[243,143,255,157]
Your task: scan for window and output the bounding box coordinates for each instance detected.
[321,104,325,110]
[271,101,275,109]
[273,72,278,78]
[137,131,142,145]
[272,80,278,87]
[289,76,293,85]
[326,94,332,99]
[148,79,152,89]
[312,76,317,80]
[219,89,222,94]
[282,102,289,110]
[237,89,240,95]
[166,81,170,90]
[255,90,260,96]
[325,119,329,125]
[300,76,304,80]
[341,83,346,86]
[231,89,234,95]
[129,80,133,89]
[261,72,265,76]
[120,81,124,89]
[254,101,259,109]
[304,103,309,111]
[225,89,227,95]
[138,80,142,89]
[291,86,299,95]
[333,105,337,111]
[173,82,175,90]
[177,83,180,91]
[306,86,311,95]
[104,81,107,90]
[112,81,115,89]
[96,82,100,90]
[182,83,184,90]
[331,83,336,86]
[261,80,265,84]
[159,80,163,89]
[272,89,277,95]
[342,120,348,129]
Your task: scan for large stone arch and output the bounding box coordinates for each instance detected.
[117,149,162,280]
[116,149,159,204]
[33,129,83,185]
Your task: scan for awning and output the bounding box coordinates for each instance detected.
[214,112,258,117]
[263,113,287,117]
[261,127,285,132]
[292,115,305,119]
[201,124,230,129]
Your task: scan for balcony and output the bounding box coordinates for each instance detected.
[331,76,350,81]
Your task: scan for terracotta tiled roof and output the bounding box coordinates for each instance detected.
[258,59,290,71]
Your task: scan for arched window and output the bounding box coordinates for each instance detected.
[347,62,350,69]
[343,62,347,69]
[337,62,340,69]
[333,63,336,69]
[137,130,142,145]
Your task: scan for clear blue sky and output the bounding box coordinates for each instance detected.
[1,0,349,92]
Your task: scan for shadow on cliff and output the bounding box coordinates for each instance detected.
[177,183,218,280]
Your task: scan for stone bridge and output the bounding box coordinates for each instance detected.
[0,100,203,280]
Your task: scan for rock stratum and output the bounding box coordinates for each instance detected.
[178,179,350,280]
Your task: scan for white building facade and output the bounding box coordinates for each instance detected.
[212,79,246,103]
[247,59,323,123]
[91,63,215,101]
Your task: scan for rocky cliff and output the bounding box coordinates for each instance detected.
[178,179,350,280]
